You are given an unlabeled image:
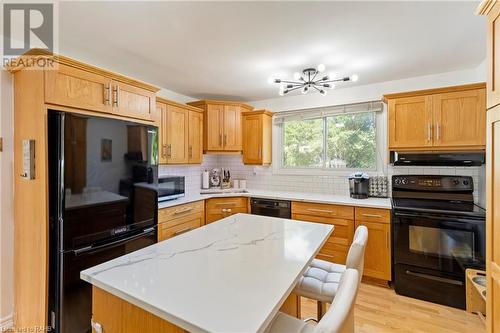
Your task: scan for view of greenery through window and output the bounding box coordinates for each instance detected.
[283,112,376,169]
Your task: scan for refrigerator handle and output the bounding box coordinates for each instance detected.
[73,227,156,256]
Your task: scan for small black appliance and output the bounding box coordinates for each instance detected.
[349,172,369,199]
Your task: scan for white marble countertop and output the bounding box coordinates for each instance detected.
[158,189,391,210]
[81,214,333,333]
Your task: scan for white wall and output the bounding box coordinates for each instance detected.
[0,69,14,329]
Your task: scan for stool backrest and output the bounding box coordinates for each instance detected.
[314,269,360,333]
[345,226,368,280]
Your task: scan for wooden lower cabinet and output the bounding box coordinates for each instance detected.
[157,201,204,242]
[205,197,248,224]
[292,202,354,265]
[354,220,391,281]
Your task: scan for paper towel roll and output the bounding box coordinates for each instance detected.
[202,170,210,189]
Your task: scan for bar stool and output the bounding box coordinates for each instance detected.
[293,226,368,320]
[266,269,360,333]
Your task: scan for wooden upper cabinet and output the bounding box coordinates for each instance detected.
[44,64,112,113]
[165,104,189,164]
[385,83,487,151]
[188,110,203,163]
[433,89,486,148]
[388,96,433,149]
[157,98,204,165]
[223,105,242,151]
[112,81,155,121]
[479,1,500,109]
[206,104,224,151]
[157,102,168,164]
[187,100,254,153]
[242,110,273,165]
[41,55,159,121]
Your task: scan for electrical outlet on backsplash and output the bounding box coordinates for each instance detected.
[158,154,485,206]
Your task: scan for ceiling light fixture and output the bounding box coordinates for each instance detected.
[269,64,358,96]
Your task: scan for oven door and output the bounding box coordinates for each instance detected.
[393,210,485,274]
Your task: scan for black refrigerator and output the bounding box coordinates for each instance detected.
[48,111,159,333]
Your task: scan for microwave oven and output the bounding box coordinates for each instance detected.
[158,176,185,201]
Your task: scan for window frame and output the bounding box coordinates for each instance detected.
[273,108,387,176]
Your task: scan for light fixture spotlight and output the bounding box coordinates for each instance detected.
[270,65,358,96]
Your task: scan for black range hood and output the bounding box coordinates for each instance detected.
[391,152,485,166]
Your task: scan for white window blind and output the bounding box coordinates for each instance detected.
[273,100,383,124]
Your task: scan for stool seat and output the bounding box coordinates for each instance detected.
[294,262,345,303]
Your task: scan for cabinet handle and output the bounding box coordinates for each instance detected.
[174,226,194,236]
[222,208,232,213]
[188,146,192,158]
[362,213,382,218]
[307,208,333,214]
[427,123,432,142]
[219,134,222,146]
[258,146,262,158]
[112,85,120,107]
[215,202,237,206]
[162,144,167,158]
[173,207,193,215]
[167,144,172,158]
[224,134,227,146]
[436,124,441,141]
[104,83,111,105]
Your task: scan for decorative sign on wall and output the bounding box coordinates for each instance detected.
[101,138,112,162]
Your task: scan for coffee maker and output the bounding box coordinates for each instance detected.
[349,172,370,199]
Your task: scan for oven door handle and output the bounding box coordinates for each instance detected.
[405,270,464,286]
[394,212,482,224]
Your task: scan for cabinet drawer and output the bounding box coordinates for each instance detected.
[158,215,202,242]
[206,207,248,224]
[318,242,349,264]
[206,197,248,210]
[293,214,354,246]
[158,200,204,224]
[355,207,390,224]
[292,202,354,219]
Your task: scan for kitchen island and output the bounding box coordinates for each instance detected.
[81,213,333,333]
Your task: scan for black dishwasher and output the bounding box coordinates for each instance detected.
[250,198,291,218]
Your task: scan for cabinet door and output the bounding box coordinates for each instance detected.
[486,105,500,333]
[433,89,486,148]
[165,105,189,164]
[206,104,224,151]
[157,102,168,164]
[355,220,391,281]
[223,105,242,151]
[388,96,433,149]
[242,114,262,164]
[188,111,203,164]
[486,3,500,109]
[113,81,155,121]
[44,64,112,113]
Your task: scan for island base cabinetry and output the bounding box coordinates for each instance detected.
[92,287,300,333]
[92,287,186,333]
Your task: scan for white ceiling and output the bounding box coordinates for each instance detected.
[59,1,486,102]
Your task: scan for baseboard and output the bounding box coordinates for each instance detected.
[0,313,13,331]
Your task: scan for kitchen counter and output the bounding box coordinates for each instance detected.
[81,213,333,333]
[158,189,391,210]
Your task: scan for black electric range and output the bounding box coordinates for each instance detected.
[391,175,485,309]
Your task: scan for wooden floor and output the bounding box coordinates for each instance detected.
[300,282,485,333]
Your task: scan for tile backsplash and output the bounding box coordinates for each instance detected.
[159,154,485,206]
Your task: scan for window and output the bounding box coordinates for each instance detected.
[276,101,382,171]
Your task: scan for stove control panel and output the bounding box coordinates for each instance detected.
[392,175,474,192]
